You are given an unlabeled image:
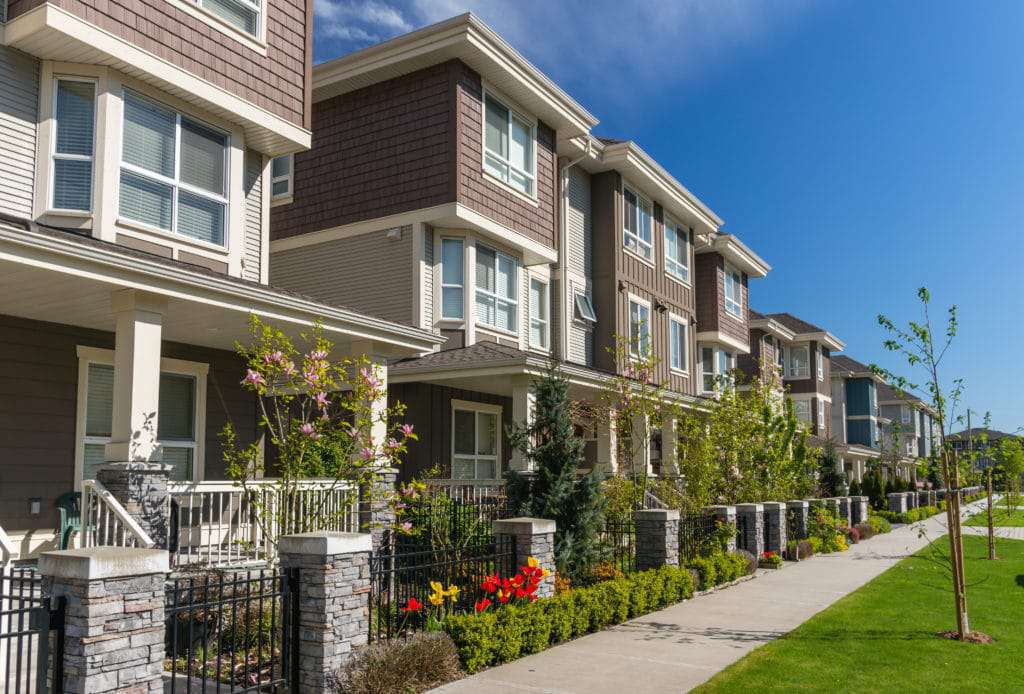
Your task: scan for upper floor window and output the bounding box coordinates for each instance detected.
[271,155,292,200]
[786,344,810,378]
[628,298,651,357]
[901,407,912,425]
[440,238,464,320]
[670,315,688,373]
[52,79,96,212]
[664,218,690,282]
[475,244,518,333]
[529,278,549,350]
[816,348,824,381]
[623,187,653,260]
[120,90,228,246]
[574,292,597,323]
[193,0,261,38]
[724,263,743,317]
[776,339,785,370]
[483,92,535,197]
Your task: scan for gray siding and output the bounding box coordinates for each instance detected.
[567,277,593,365]
[423,225,434,329]
[0,46,39,220]
[242,150,264,282]
[566,167,593,366]
[270,226,415,325]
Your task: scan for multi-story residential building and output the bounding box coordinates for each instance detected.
[0,0,440,559]
[878,383,937,465]
[949,428,1021,470]
[267,14,771,485]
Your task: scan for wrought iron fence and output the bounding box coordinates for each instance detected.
[165,568,297,693]
[677,513,719,561]
[735,512,750,553]
[599,520,637,574]
[369,537,517,643]
[393,495,512,554]
[786,507,804,541]
[1,566,64,694]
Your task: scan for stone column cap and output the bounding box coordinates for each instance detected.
[39,547,168,580]
[735,503,763,512]
[786,500,809,508]
[706,505,736,513]
[761,502,787,510]
[633,509,680,521]
[494,517,556,535]
[279,531,372,556]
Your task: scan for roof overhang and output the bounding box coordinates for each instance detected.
[696,233,771,278]
[792,331,845,351]
[750,316,796,342]
[696,330,750,354]
[313,13,597,139]
[3,3,310,156]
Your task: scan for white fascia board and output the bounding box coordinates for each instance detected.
[794,331,845,351]
[749,317,797,341]
[697,234,771,278]
[696,330,751,354]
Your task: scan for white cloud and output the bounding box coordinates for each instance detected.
[315,0,414,48]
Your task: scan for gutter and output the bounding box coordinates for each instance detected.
[556,135,593,360]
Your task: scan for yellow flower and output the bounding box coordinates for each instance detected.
[445,584,460,600]
[429,580,444,595]
[428,592,444,606]
[526,556,540,569]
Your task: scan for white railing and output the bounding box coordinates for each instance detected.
[0,524,15,567]
[168,479,360,567]
[81,480,156,550]
[425,479,507,505]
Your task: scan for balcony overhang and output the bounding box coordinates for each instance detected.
[696,330,750,354]
[750,316,796,342]
[792,331,845,351]
[3,3,310,156]
[696,233,771,278]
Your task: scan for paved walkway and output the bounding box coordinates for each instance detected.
[435,499,991,694]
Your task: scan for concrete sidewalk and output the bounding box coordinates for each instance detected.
[434,500,990,694]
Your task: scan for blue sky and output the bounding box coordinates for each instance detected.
[313,1,1024,433]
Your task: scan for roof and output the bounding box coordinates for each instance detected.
[764,312,826,334]
[390,341,531,372]
[876,382,923,404]
[948,428,1020,442]
[830,354,874,375]
[754,312,844,350]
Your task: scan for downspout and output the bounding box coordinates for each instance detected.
[556,135,593,361]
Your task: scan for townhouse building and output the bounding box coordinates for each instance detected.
[949,428,1020,470]
[266,13,771,485]
[0,0,439,559]
[878,382,937,464]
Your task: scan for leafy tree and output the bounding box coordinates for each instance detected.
[506,363,606,583]
[992,437,1024,509]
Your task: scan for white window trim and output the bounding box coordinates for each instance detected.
[48,76,98,216]
[270,154,293,206]
[668,313,689,375]
[663,215,691,285]
[480,86,538,202]
[816,347,825,381]
[785,344,811,379]
[817,399,826,429]
[474,243,519,335]
[724,262,743,319]
[451,399,503,481]
[528,276,550,351]
[627,294,652,359]
[163,0,269,56]
[73,345,209,490]
[622,184,654,263]
[440,236,466,321]
[573,291,597,324]
[700,343,736,394]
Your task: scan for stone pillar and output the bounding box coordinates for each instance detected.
[660,412,680,477]
[761,502,787,553]
[937,489,947,502]
[633,509,679,571]
[596,415,617,475]
[39,547,167,693]
[786,500,809,540]
[735,503,764,557]
[96,463,171,549]
[510,376,537,472]
[360,468,398,552]
[850,496,869,526]
[918,490,929,508]
[707,505,737,552]
[493,518,556,598]
[888,492,908,514]
[279,532,372,693]
[834,497,852,526]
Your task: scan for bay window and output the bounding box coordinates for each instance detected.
[440,238,465,319]
[787,344,810,378]
[483,92,535,196]
[724,263,743,317]
[529,278,549,349]
[119,90,229,246]
[664,218,690,282]
[452,404,500,479]
[475,244,518,332]
[701,345,735,393]
[52,79,96,212]
[817,400,826,429]
[623,187,653,260]
[670,315,688,373]
[628,298,651,357]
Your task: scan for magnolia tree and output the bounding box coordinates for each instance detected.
[221,316,416,550]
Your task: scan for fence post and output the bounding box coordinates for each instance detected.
[360,468,398,553]
[38,547,167,693]
[707,505,737,552]
[97,463,171,548]
[493,518,556,598]
[850,496,869,527]
[906,491,918,509]
[823,498,841,520]
[278,531,372,693]
[888,493,908,514]
[786,501,809,540]
[761,503,787,553]
[834,497,852,526]
[928,490,938,507]
[734,504,764,557]
[633,509,679,571]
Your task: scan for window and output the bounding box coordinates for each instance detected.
[452,404,500,479]
[483,92,535,196]
[701,345,735,393]
[623,187,653,260]
[787,345,810,378]
[529,278,549,349]
[777,340,785,370]
[719,349,736,388]
[270,154,292,200]
[901,407,912,425]
[574,292,597,323]
[817,400,826,429]
[701,347,715,392]
[52,79,96,212]
[664,218,690,282]
[816,348,824,381]
[440,238,464,319]
[191,0,261,37]
[669,316,688,373]
[724,263,743,317]
[475,244,518,332]
[793,399,811,422]
[120,90,229,246]
[628,298,650,357]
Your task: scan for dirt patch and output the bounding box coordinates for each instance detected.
[937,630,994,644]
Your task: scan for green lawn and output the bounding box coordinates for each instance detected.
[694,535,1024,693]
[965,504,1024,527]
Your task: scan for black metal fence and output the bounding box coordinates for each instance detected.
[394,496,512,555]
[786,507,804,541]
[369,536,517,642]
[1,567,63,694]
[677,513,719,561]
[165,568,297,693]
[735,512,750,553]
[599,520,637,574]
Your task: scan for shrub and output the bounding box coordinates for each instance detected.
[686,556,718,591]
[855,522,875,540]
[334,631,461,694]
[759,551,782,569]
[796,539,814,560]
[590,561,624,584]
[808,536,823,554]
[846,526,861,544]
[868,514,892,535]
[731,549,758,576]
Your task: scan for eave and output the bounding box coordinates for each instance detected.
[696,233,771,278]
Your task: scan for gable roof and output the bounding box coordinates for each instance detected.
[764,312,826,334]
[830,354,873,375]
[876,381,924,405]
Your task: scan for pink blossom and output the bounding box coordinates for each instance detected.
[385,438,399,451]
[282,362,296,377]
[241,369,265,387]
[308,349,328,361]
[314,391,329,410]
[360,447,375,460]
[303,369,320,387]
[400,423,415,437]
[263,350,284,365]
[300,423,321,440]
[401,521,413,532]
[360,367,382,390]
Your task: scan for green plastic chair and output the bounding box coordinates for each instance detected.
[55,491,81,550]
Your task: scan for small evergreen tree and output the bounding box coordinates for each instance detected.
[506,363,606,583]
[817,443,848,497]
[849,479,862,496]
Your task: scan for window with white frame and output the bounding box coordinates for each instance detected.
[817,400,825,429]
[78,359,202,483]
[192,0,261,37]
[574,292,597,323]
[669,315,688,373]
[787,344,810,378]
[270,154,292,200]
[776,340,785,370]
[817,348,824,381]
[483,92,535,196]
[719,349,736,388]
[701,345,735,392]
[475,244,518,332]
[529,278,549,349]
[623,186,653,260]
[628,298,650,357]
[119,90,229,246]
[452,404,500,479]
[901,407,911,425]
[52,79,96,212]
[664,217,690,282]
[724,263,743,317]
[793,399,811,422]
[440,238,464,319]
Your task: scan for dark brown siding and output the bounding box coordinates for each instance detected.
[8,0,309,128]
[788,341,828,395]
[590,171,620,375]
[0,314,258,534]
[388,382,512,483]
[271,62,456,240]
[738,329,770,383]
[694,251,748,346]
[454,63,558,249]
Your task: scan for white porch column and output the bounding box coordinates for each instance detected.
[105,289,166,463]
[596,415,617,475]
[510,376,536,472]
[661,412,680,477]
[631,411,652,478]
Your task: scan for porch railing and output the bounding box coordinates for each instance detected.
[81,479,156,550]
[425,479,507,505]
[0,524,15,566]
[168,479,360,568]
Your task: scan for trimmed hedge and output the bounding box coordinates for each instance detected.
[876,505,942,525]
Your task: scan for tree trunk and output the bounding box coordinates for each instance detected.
[942,449,970,638]
[987,468,996,561]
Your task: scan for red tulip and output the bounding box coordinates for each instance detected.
[401,597,423,613]
[475,597,492,613]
